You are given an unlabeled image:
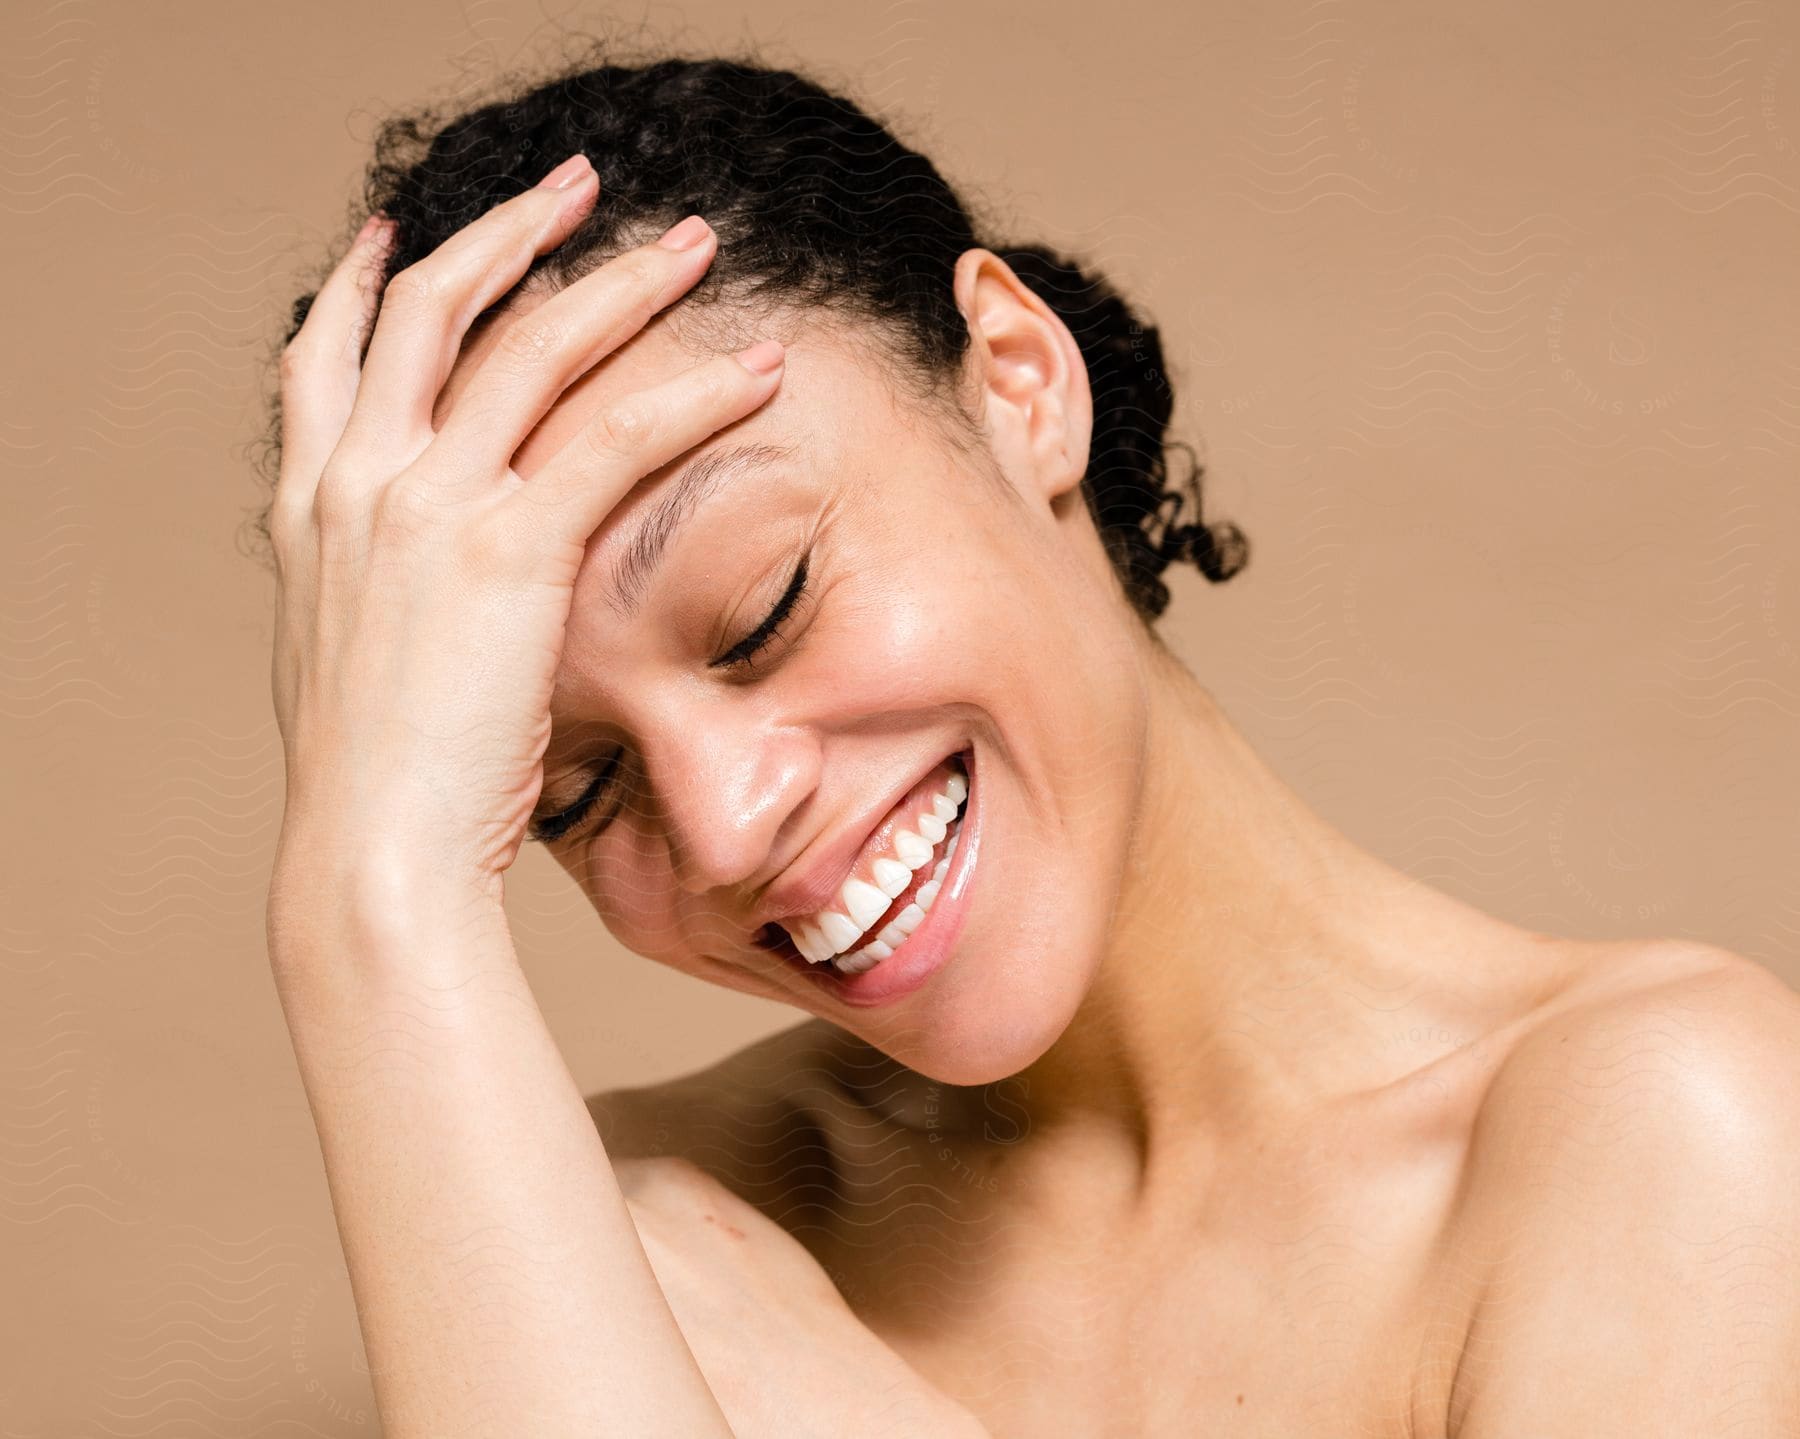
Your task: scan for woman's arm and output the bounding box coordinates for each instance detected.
[267,859,735,1438]
[261,157,785,1434]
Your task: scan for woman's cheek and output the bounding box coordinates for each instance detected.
[582,839,675,960]
[830,582,962,703]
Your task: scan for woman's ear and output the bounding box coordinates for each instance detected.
[953,248,1093,509]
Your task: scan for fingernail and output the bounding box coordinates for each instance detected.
[734,339,785,375]
[537,153,592,190]
[656,215,711,251]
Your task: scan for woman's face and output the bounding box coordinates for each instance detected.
[438,252,1151,1084]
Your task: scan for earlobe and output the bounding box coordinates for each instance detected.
[953,248,1093,505]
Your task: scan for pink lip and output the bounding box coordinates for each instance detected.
[790,744,981,1009]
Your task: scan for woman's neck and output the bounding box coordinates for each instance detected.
[995,634,1565,1194]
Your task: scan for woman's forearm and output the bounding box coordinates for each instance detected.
[266,853,734,1439]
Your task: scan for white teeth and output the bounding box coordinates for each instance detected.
[894,829,933,868]
[840,805,964,964]
[833,946,884,976]
[817,910,863,953]
[871,856,913,899]
[841,877,891,931]
[780,760,972,970]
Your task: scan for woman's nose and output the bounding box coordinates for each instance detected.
[645,720,814,898]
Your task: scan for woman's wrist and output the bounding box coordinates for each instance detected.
[267,829,509,981]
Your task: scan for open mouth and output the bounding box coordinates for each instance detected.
[752,747,972,983]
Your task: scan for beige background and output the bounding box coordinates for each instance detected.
[5,0,1799,1429]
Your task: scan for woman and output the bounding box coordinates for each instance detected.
[258,46,1800,1437]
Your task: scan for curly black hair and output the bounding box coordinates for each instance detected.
[249,39,1248,623]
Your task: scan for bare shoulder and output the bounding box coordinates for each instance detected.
[1466,938,1800,1168]
[585,1018,851,1220]
[1445,940,1800,1435]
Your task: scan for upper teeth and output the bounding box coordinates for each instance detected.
[785,767,967,968]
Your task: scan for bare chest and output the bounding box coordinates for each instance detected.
[806,1146,1469,1439]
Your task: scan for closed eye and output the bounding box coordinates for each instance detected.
[528,747,623,844]
[710,551,810,673]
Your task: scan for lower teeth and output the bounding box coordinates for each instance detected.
[830,807,963,976]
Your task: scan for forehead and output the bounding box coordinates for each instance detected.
[437,289,917,492]
[439,295,947,645]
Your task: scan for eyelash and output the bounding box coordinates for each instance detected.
[530,554,813,844]
[530,747,622,845]
[712,552,810,674]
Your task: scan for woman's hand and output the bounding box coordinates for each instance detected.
[617,1156,994,1439]
[267,152,784,912]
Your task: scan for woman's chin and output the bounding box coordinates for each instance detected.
[863,970,1092,1087]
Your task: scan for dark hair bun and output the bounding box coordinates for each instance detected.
[997,243,1249,621]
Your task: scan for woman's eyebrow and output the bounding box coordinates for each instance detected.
[601,440,798,621]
